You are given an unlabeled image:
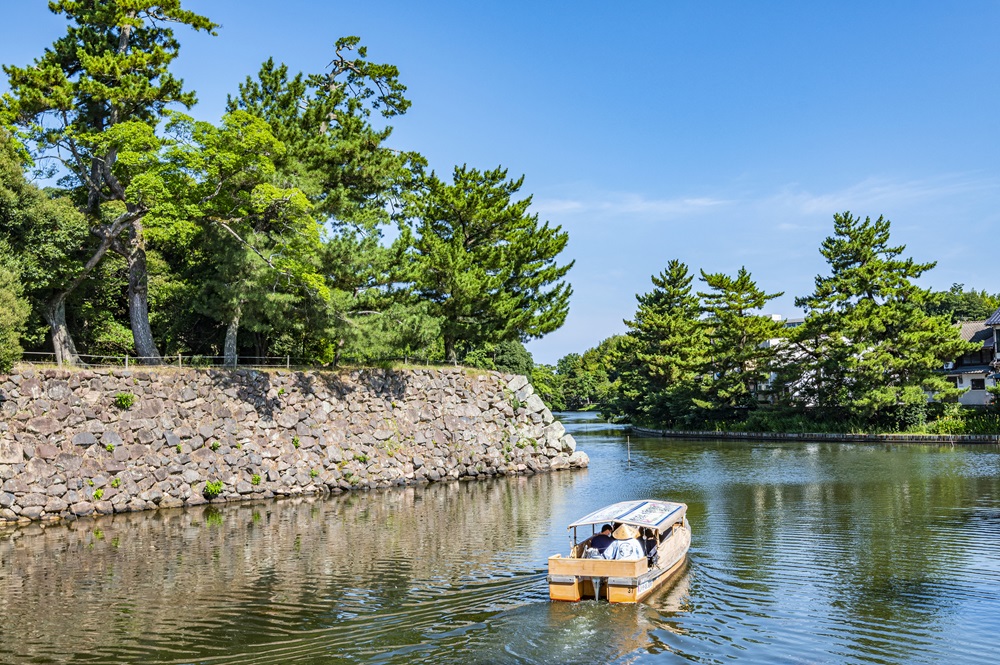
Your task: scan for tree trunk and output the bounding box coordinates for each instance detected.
[444,335,457,364]
[126,219,162,364]
[224,307,241,368]
[44,297,81,366]
[334,337,344,368]
[41,213,133,365]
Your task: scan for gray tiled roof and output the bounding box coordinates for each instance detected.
[986,307,1000,326]
[946,364,992,375]
[959,321,995,347]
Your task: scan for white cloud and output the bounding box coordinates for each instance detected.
[766,174,1000,217]
[532,192,730,219]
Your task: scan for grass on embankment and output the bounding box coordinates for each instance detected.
[668,407,1000,436]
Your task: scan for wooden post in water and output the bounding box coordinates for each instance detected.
[627,435,631,464]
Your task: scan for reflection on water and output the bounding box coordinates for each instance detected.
[1,413,1000,664]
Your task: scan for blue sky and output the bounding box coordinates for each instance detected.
[4,2,999,364]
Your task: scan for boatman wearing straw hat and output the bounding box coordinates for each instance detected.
[602,524,645,560]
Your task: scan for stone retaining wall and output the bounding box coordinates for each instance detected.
[0,367,588,524]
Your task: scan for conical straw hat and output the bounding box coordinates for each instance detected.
[612,523,639,540]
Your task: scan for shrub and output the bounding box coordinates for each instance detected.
[113,392,135,410]
[310,469,319,478]
[210,440,220,451]
[203,480,224,499]
[292,436,300,449]
[251,474,261,486]
[110,477,121,489]
[93,488,104,500]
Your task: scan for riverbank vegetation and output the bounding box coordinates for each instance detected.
[545,213,1000,434]
[0,2,571,374]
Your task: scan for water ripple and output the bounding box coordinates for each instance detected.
[3,418,1000,663]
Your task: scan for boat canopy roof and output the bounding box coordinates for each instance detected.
[567,500,687,531]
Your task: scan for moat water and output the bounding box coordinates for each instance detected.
[2,413,999,663]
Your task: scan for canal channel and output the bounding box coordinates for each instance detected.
[2,412,999,663]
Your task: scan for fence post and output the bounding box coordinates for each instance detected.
[286,355,290,370]
[124,354,129,369]
[177,353,182,368]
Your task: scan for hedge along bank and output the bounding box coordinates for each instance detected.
[0,367,587,524]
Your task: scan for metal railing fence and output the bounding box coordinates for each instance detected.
[17,351,455,370]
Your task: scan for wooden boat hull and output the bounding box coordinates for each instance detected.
[547,523,690,603]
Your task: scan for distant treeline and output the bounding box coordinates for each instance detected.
[0,4,571,374]
[534,213,1000,435]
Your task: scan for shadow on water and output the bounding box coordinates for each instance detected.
[2,412,1000,664]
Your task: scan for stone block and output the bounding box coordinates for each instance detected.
[507,375,529,392]
[542,421,566,443]
[35,443,59,460]
[27,417,61,436]
[70,501,94,516]
[101,431,124,448]
[0,439,23,464]
[525,394,546,414]
[2,478,28,493]
[72,432,97,446]
[44,497,68,513]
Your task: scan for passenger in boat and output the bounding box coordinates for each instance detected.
[589,524,615,555]
[603,524,644,560]
[642,528,658,566]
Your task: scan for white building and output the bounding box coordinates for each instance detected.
[944,310,1000,406]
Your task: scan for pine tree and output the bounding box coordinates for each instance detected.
[786,212,974,427]
[698,267,785,411]
[2,1,217,363]
[227,42,431,363]
[613,260,708,425]
[410,165,573,362]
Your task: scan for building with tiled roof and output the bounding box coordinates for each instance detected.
[943,314,1000,405]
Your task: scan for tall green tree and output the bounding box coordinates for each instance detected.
[555,353,597,410]
[612,260,709,425]
[0,242,30,373]
[227,40,419,226]
[0,131,90,357]
[785,212,973,425]
[149,111,326,367]
[410,165,573,361]
[227,42,430,362]
[698,266,785,410]
[2,1,217,363]
[531,363,565,411]
[923,283,1000,322]
[318,231,439,365]
[464,339,534,375]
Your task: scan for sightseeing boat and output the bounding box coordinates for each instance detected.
[547,499,691,603]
